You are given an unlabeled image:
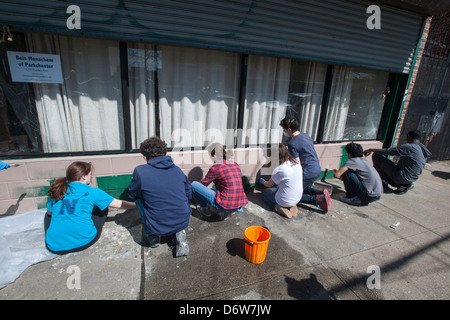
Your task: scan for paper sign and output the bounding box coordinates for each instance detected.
[7,51,63,84]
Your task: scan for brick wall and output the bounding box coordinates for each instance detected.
[392,17,433,147]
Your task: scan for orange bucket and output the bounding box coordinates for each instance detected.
[244,226,271,264]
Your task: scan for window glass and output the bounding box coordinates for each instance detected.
[157,46,240,148]
[323,66,389,141]
[286,60,327,141]
[1,34,393,157]
[1,32,124,154]
[127,43,157,149]
[0,33,42,155]
[242,55,290,145]
[242,57,327,145]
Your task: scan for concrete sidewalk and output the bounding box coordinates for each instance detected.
[1,161,449,300]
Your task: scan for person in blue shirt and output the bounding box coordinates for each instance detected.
[127,137,192,257]
[0,161,11,171]
[45,161,136,254]
[280,117,332,213]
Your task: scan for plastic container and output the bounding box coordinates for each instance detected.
[244,226,271,264]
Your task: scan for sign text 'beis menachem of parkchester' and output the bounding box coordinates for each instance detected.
[7,51,63,84]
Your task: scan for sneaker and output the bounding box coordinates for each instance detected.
[316,189,332,213]
[197,205,212,221]
[275,204,297,218]
[144,234,161,248]
[340,196,362,206]
[382,183,394,193]
[173,229,189,257]
[394,183,414,195]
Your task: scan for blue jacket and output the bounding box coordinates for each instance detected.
[128,156,192,236]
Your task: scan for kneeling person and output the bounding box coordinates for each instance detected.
[260,144,302,218]
[128,137,192,257]
[334,143,383,206]
[191,143,248,221]
[45,161,136,254]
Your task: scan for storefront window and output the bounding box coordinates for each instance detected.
[0,33,42,155]
[157,46,240,148]
[286,60,327,141]
[1,32,124,154]
[242,55,290,145]
[127,43,157,149]
[32,34,124,152]
[323,66,389,141]
[242,57,327,145]
[1,33,393,157]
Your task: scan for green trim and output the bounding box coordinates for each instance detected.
[96,174,133,200]
[379,74,407,147]
[317,146,348,181]
[339,145,349,168]
[35,149,350,201]
[390,18,427,148]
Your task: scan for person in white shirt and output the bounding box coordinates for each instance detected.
[260,144,303,218]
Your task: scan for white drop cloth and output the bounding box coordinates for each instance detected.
[0,209,57,288]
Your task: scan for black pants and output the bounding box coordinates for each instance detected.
[342,170,379,205]
[44,207,108,255]
[372,153,412,187]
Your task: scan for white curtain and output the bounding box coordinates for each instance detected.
[242,55,291,145]
[296,62,327,140]
[157,46,240,148]
[26,33,123,152]
[323,65,353,141]
[127,43,156,149]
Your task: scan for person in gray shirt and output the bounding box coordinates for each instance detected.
[363,130,431,194]
[334,143,383,206]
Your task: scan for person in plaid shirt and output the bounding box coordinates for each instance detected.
[191,143,248,221]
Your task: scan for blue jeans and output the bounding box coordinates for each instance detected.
[261,186,279,211]
[262,177,321,209]
[342,170,379,204]
[191,181,240,212]
[299,175,322,205]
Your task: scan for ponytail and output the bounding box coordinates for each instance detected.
[47,161,93,202]
[48,177,69,202]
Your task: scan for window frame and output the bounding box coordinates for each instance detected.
[0,36,404,160]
